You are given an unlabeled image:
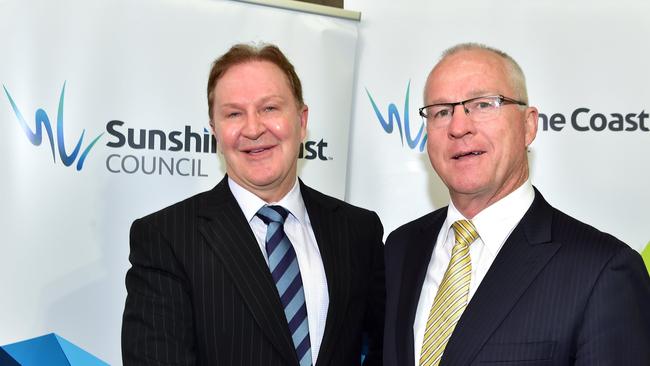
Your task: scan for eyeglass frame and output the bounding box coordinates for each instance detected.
[418,95,527,124]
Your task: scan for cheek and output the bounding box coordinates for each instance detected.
[267,121,285,136]
[489,130,523,168]
[268,118,301,139]
[217,124,241,147]
[426,142,436,160]
[426,131,445,156]
[426,142,445,170]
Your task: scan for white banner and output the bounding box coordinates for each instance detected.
[0,0,358,363]
[346,0,650,258]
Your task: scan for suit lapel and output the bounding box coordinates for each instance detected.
[442,189,561,365]
[396,208,447,366]
[299,181,350,366]
[197,177,298,366]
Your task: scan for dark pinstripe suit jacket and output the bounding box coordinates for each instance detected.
[384,188,650,365]
[122,176,385,366]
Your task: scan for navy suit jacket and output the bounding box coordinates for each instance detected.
[384,188,650,365]
[122,176,385,365]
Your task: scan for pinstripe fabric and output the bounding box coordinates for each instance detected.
[384,188,650,366]
[419,220,478,366]
[122,176,386,366]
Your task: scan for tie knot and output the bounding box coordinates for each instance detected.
[451,220,479,247]
[256,205,289,225]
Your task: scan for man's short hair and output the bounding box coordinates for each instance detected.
[440,43,529,104]
[207,43,304,122]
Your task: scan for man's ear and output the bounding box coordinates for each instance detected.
[524,106,539,147]
[209,120,222,154]
[299,104,308,141]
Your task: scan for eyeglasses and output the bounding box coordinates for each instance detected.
[419,95,527,126]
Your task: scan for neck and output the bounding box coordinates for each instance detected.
[451,174,528,219]
[257,185,293,203]
[254,176,298,204]
[227,171,298,204]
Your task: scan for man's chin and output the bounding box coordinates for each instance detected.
[448,182,489,198]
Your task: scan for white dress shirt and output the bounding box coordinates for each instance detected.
[228,178,329,364]
[412,180,535,365]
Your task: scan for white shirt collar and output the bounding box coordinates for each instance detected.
[445,180,535,254]
[228,177,307,224]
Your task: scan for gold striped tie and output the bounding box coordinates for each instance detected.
[419,220,479,366]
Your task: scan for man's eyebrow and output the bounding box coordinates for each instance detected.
[217,95,286,109]
[466,89,494,98]
[258,95,285,103]
[216,102,245,111]
[425,90,496,104]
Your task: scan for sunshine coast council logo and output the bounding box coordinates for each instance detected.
[365,80,427,152]
[3,82,104,171]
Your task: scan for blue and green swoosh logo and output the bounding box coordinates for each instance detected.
[3,82,103,171]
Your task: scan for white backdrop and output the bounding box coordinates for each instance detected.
[0,0,358,364]
[346,0,650,255]
[2,0,650,364]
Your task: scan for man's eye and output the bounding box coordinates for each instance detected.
[263,106,278,113]
[474,101,494,110]
[434,109,451,119]
[226,112,241,118]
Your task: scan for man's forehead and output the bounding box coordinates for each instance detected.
[425,50,510,100]
[218,61,285,85]
[434,49,506,76]
[214,62,291,96]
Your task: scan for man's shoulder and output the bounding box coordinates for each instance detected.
[528,192,634,267]
[387,206,448,243]
[134,188,216,227]
[300,182,378,221]
[549,204,629,254]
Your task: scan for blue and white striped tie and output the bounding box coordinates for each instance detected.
[256,205,312,366]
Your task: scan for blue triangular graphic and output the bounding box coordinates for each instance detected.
[0,347,20,366]
[1,333,69,365]
[55,334,108,366]
[0,333,109,366]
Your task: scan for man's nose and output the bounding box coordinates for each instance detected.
[241,112,266,139]
[448,104,475,139]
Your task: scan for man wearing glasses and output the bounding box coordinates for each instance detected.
[383,43,650,366]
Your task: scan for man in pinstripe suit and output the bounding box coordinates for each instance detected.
[122,43,384,365]
[383,43,650,365]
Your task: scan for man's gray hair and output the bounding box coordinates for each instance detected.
[440,43,529,104]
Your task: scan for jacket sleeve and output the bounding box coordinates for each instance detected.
[121,217,196,366]
[575,246,650,365]
[362,212,386,366]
